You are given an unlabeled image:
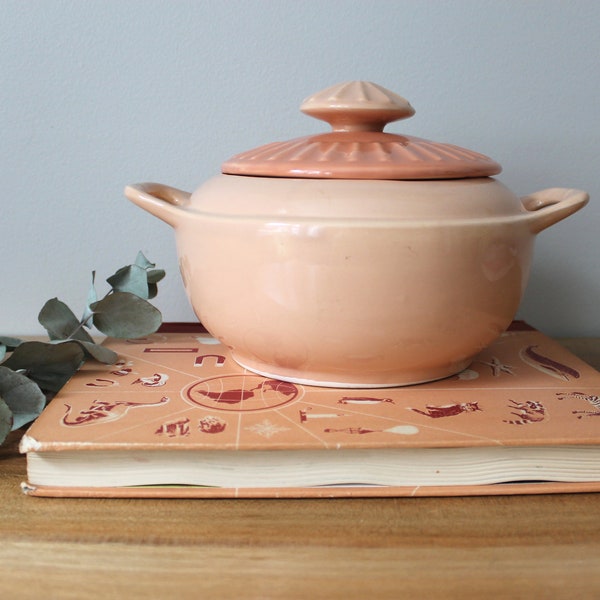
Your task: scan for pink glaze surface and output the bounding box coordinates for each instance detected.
[125,82,588,387]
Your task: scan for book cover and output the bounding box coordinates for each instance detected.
[20,322,600,497]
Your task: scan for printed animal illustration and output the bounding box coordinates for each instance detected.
[62,396,169,426]
[155,417,191,437]
[520,345,580,381]
[556,391,600,418]
[503,398,546,425]
[408,401,482,418]
[198,415,227,433]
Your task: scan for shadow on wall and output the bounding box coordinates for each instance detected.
[518,259,599,338]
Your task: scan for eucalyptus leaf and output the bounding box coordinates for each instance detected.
[147,284,158,300]
[107,258,165,300]
[38,298,94,343]
[1,336,24,363]
[80,271,98,326]
[70,340,118,364]
[0,366,46,429]
[147,269,166,284]
[146,269,165,299]
[91,291,162,338]
[107,264,150,299]
[0,336,23,349]
[0,396,13,445]
[134,251,154,270]
[2,341,85,393]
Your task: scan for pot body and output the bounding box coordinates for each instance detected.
[172,176,536,386]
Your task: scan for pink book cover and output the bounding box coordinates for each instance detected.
[20,322,600,498]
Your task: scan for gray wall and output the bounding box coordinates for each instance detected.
[2,0,599,337]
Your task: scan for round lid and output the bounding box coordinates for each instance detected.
[221,81,502,180]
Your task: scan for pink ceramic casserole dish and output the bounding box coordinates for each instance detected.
[126,81,588,387]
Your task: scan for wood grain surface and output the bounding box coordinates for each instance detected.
[1,338,599,599]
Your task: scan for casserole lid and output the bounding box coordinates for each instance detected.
[222,81,502,180]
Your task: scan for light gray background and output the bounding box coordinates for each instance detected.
[2,0,599,337]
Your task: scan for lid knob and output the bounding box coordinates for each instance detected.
[300,81,415,132]
[222,81,502,179]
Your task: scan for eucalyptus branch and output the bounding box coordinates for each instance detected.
[0,251,165,446]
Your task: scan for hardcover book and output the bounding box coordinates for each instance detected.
[19,322,600,498]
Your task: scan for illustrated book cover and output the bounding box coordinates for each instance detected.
[19,322,600,498]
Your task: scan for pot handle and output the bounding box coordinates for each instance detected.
[521,188,589,234]
[124,182,192,228]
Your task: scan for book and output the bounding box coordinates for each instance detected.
[19,322,600,498]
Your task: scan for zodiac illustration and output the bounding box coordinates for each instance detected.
[62,396,169,426]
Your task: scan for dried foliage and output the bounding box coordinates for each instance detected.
[0,252,164,445]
